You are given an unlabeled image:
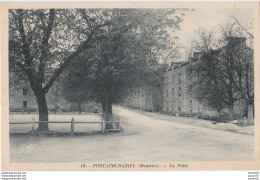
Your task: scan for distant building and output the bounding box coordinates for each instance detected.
[9,80,101,114]
[9,81,70,113]
[124,86,158,111]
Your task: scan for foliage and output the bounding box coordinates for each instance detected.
[60,9,188,125]
[9,9,110,130]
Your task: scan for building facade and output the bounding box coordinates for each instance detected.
[9,82,71,113]
[122,37,253,119]
[122,56,217,116]
[9,82,101,113]
[123,87,153,111]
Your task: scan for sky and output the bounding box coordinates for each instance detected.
[173,8,254,61]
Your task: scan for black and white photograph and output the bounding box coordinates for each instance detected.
[1,2,260,171]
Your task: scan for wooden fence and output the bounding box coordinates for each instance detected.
[9,117,121,135]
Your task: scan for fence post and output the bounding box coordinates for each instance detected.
[32,117,35,135]
[71,117,74,135]
[101,118,105,134]
[118,117,121,130]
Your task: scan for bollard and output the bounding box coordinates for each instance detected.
[32,117,35,135]
[71,117,74,135]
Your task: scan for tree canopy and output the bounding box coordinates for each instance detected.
[59,9,187,127]
[9,9,111,131]
[187,19,254,123]
[9,8,187,131]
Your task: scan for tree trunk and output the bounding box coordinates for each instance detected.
[158,84,163,112]
[77,101,82,114]
[105,102,114,129]
[102,103,106,114]
[35,91,50,131]
[247,104,254,125]
[101,101,106,119]
[217,110,221,120]
[228,105,234,120]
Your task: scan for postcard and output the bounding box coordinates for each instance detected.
[1,2,260,171]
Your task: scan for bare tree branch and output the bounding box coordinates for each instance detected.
[230,15,254,38]
[43,23,108,93]
[38,9,56,83]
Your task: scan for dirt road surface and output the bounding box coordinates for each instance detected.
[10,106,254,162]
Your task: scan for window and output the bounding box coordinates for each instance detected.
[172,88,174,97]
[178,73,181,83]
[166,102,169,111]
[172,75,175,84]
[178,87,181,97]
[23,89,27,95]
[23,101,27,108]
[167,89,169,97]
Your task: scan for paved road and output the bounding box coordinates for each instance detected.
[10,106,254,162]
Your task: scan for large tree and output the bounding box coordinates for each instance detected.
[9,9,109,131]
[219,21,254,123]
[60,9,186,128]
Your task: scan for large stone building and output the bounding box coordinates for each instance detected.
[122,54,217,116]
[122,37,253,119]
[160,59,213,115]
